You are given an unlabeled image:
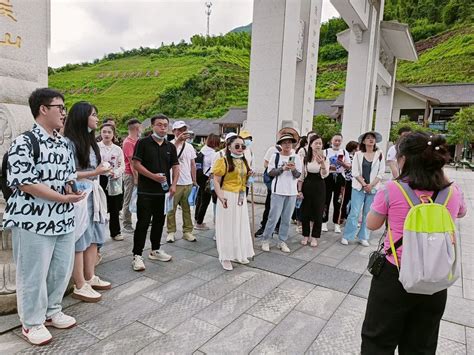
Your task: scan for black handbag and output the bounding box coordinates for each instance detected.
[367,228,403,276]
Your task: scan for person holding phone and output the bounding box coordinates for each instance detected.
[298,135,329,247]
[260,132,302,253]
[212,135,254,270]
[323,133,351,233]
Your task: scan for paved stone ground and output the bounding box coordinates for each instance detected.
[1,169,473,354]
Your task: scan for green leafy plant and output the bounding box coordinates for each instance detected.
[312,115,342,143]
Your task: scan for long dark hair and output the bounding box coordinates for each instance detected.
[305,135,323,164]
[64,101,101,169]
[225,136,250,173]
[296,136,308,154]
[397,132,451,191]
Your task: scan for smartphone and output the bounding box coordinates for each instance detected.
[289,156,295,163]
[337,154,344,161]
[68,180,78,193]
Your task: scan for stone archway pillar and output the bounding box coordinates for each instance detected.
[0,0,50,315]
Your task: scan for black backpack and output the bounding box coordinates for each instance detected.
[195,151,211,187]
[1,131,40,201]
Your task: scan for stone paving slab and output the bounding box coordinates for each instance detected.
[139,317,220,355]
[140,292,213,333]
[82,321,162,355]
[235,270,286,298]
[246,286,310,324]
[295,286,346,320]
[142,274,206,307]
[442,296,474,328]
[98,276,160,308]
[192,272,251,301]
[292,262,361,293]
[439,320,466,344]
[250,310,326,354]
[18,326,98,354]
[249,251,306,276]
[79,296,161,340]
[195,290,259,328]
[199,314,274,355]
[349,274,372,299]
[0,332,30,353]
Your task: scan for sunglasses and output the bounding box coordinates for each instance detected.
[233,144,246,150]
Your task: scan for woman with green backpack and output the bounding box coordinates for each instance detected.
[361,132,467,354]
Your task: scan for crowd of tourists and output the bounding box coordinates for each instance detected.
[1,88,466,354]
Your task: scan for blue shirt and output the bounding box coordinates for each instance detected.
[3,123,77,236]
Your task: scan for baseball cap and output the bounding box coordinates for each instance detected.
[225,132,238,141]
[172,121,187,130]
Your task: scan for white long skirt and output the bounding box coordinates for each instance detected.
[215,190,255,262]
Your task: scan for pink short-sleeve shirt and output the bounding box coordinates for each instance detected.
[371,181,467,266]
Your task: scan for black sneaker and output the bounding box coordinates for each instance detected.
[255,227,264,238]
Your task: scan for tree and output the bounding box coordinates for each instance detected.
[447,107,474,159]
[389,119,430,142]
[312,115,342,143]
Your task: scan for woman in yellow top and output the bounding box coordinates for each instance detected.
[212,135,255,270]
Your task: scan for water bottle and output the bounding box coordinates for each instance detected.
[159,173,169,191]
[210,178,215,191]
[295,198,303,209]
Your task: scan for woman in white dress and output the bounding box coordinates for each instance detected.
[212,135,255,270]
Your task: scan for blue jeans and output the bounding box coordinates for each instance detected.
[12,228,75,328]
[262,194,296,242]
[343,188,375,241]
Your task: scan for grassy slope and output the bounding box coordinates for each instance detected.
[49,56,210,118]
[49,25,473,123]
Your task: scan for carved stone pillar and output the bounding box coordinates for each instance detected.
[0,0,50,315]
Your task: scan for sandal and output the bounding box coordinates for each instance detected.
[310,238,318,247]
[301,237,309,246]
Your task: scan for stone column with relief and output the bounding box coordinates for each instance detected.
[0,0,50,315]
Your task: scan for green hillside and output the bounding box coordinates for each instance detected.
[49,0,473,128]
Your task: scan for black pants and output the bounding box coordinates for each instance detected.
[195,185,212,224]
[301,173,326,238]
[341,179,352,221]
[259,187,280,230]
[100,175,122,238]
[323,173,346,224]
[361,261,447,355]
[132,194,166,256]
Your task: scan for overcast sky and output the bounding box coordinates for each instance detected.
[49,0,340,68]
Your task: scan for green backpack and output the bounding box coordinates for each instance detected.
[389,181,459,295]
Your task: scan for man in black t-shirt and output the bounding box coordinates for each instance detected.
[131,114,179,271]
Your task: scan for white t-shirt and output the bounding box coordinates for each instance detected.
[387,145,397,162]
[324,147,351,175]
[264,145,295,165]
[200,145,217,177]
[268,152,302,196]
[172,140,196,185]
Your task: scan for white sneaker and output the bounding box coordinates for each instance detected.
[86,275,112,290]
[194,223,209,230]
[261,241,270,252]
[22,325,52,345]
[72,283,102,303]
[322,223,328,232]
[340,238,349,245]
[182,232,197,242]
[359,239,370,247]
[233,258,250,265]
[334,224,342,234]
[112,234,124,241]
[278,242,291,253]
[166,233,175,243]
[149,249,172,262]
[221,260,233,271]
[122,225,135,233]
[45,312,76,329]
[132,255,146,271]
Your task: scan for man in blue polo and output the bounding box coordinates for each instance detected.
[3,88,85,345]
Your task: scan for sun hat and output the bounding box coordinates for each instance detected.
[172,120,187,130]
[358,131,382,144]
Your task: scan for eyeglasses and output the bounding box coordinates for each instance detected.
[45,104,67,114]
[233,144,247,150]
